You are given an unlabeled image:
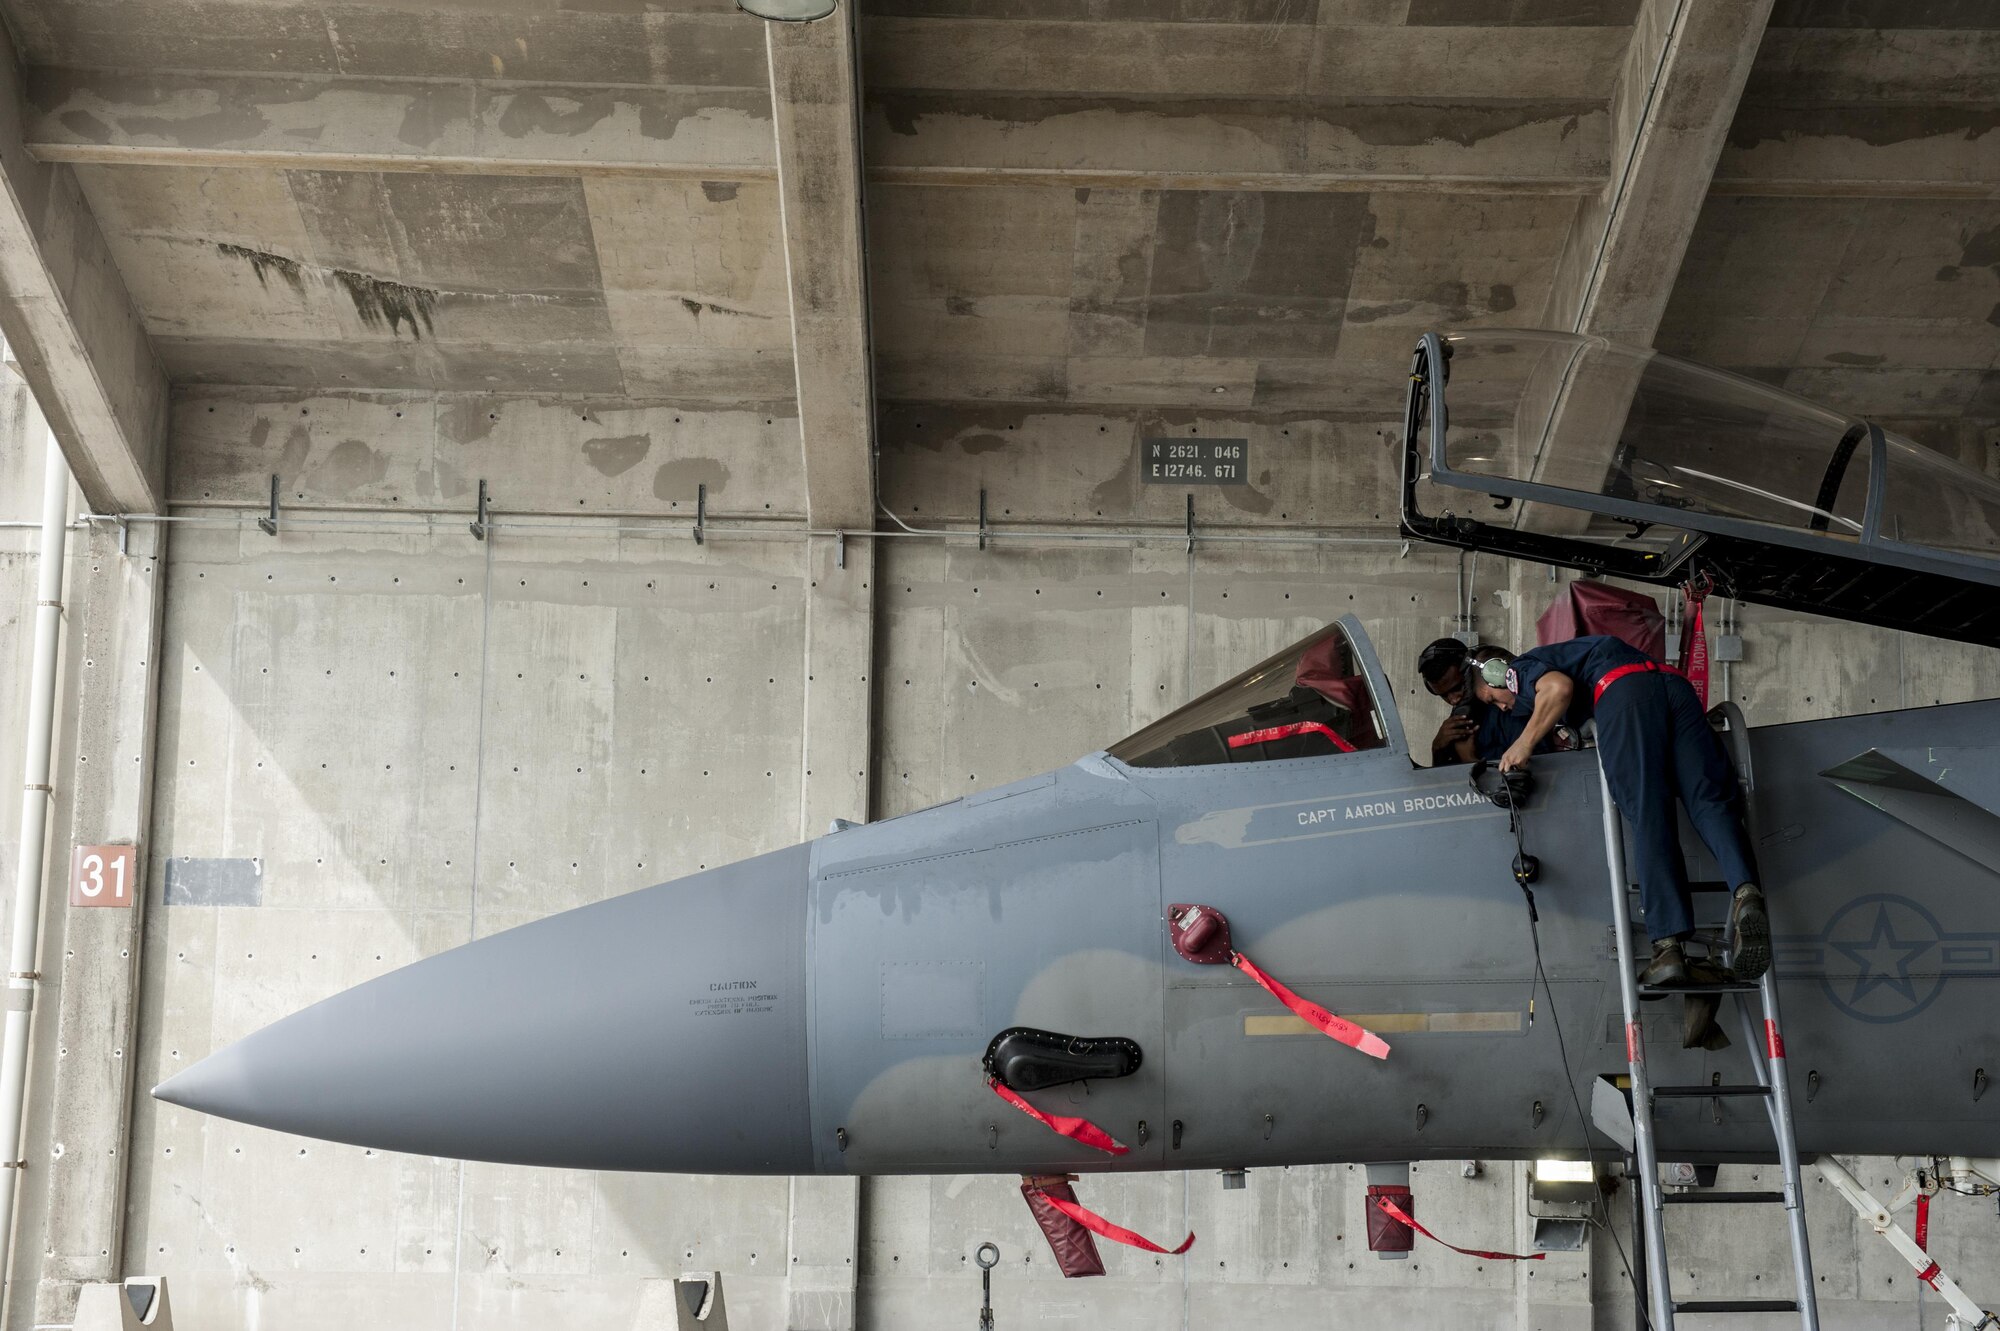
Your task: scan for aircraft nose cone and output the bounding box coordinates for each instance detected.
[155,844,813,1173]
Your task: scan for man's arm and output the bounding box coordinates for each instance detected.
[1500,672,1573,772]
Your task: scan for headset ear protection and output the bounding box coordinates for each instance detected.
[1474,655,1511,689]
[1469,759,1533,810]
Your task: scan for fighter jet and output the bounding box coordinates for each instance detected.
[157,331,2000,1278]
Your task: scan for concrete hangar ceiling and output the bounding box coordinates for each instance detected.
[0,0,1992,528]
[0,3,1996,1327]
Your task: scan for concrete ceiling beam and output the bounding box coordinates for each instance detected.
[866,167,1603,196]
[1543,0,1778,342]
[1709,104,2000,201]
[1523,0,1775,539]
[23,68,777,181]
[0,34,167,512]
[862,18,1632,101]
[863,94,1610,197]
[23,68,1616,198]
[767,14,874,533]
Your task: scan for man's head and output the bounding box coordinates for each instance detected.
[1419,638,1514,709]
[1468,646,1517,708]
[1417,638,1471,705]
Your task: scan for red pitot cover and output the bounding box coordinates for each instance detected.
[1020,1177,1106,1277]
[1537,579,1665,661]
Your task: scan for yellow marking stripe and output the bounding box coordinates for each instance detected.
[1244,1010,1522,1036]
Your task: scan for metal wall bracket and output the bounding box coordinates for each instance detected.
[835,531,847,569]
[978,488,989,551]
[469,479,490,541]
[1186,493,1196,553]
[694,483,706,546]
[256,475,279,536]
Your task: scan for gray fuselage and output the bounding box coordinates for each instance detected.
[156,619,2000,1175]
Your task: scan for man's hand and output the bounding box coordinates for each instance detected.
[1499,737,1535,773]
[1431,713,1477,752]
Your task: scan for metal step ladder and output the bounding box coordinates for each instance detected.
[1593,705,1820,1330]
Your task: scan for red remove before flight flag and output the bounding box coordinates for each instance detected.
[1678,584,1710,707]
[1372,1193,1544,1262]
[1167,904,1390,1061]
[1030,1183,1195,1257]
[988,1079,1128,1155]
[1230,952,1391,1059]
[1915,1193,1941,1289]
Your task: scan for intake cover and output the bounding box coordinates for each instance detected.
[983,1028,1142,1093]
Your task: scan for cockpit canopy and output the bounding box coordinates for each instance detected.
[1109,623,1389,769]
[1403,330,2000,647]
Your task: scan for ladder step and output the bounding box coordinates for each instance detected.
[1661,1191,1786,1204]
[1673,1299,1799,1314]
[1638,980,1761,997]
[1683,881,1735,894]
[1653,1084,1772,1099]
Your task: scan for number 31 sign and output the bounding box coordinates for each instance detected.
[70,845,137,908]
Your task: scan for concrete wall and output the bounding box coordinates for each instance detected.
[0,379,103,1330]
[4,396,1998,1329]
[0,375,50,903]
[126,522,811,1329]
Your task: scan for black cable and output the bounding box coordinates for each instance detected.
[1508,787,1653,1331]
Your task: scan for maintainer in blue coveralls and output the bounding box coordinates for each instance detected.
[1417,640,1559,768]
[1468,633,1772,987]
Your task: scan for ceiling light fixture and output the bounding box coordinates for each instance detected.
[737,0,837,21]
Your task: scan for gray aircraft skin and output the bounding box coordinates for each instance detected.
[156,331,2000,1179]
[153,615,2000,1177]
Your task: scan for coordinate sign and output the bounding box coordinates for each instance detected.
[70,844,137,909]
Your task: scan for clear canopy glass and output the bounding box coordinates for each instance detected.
[1401,330,2000,647]
[1417,330,2000,570]
[1109,623,1388,769]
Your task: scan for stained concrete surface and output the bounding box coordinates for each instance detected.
[0,0,1996,1326]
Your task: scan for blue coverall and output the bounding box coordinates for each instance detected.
[1471,702,1536,762]
[1503,635,1756,942]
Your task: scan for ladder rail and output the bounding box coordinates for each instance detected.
[1755,968,1821,1330]
[1716,700,1822,1329]
[1595,704,1820,1330]
[1595,749,1677,1330]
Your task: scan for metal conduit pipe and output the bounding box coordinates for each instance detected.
[0,432,71,1313]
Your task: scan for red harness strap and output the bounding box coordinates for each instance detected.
[1592,659,1684,705]
[1231,952,1391,1060]
[1032,1186,1195,1257]
[988,1079,1129,1155]
[1372,1194,1545,1262]
[1227,721,1356,754]
[1914,1193,1941,1288]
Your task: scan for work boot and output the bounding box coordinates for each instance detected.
[1638,936,1688,988]
[1730,884,1772,981]
[1681,956,1733,1051]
